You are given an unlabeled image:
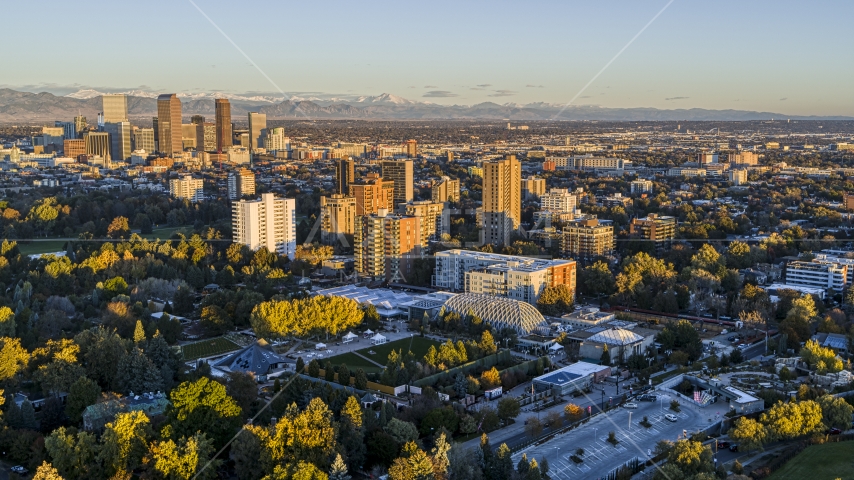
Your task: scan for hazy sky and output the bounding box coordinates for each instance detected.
[5,0,854,115]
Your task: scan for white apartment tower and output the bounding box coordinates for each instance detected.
[169,176,204,202]
[232,193,297,260]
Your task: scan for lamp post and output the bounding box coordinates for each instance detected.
[594,428,598,442]
[628,411,632,430]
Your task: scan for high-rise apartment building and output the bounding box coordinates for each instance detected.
[349,173,395,216]
[104,122,132,161]
[228,169,256,200]
[263,127,287,152]
[335,158,355,195]
[522,176,546,200]
[83,131,111,158]
[561,218,615,264]
[320,194,357,246]
[405,139,417,158]
[132,127,155,154]
[629,213,676,253]
[729,169,748,186]
[630,180,653,194]
[404,201,447,246]
[697,152,718,165]
[63,139,86,158]
[248,112,267,150]
[169,175,205,202]
[157,94,183,156]
[433,249,576,305]
[354,209,421,282]
[431,176,460,203]
[195,123,216,152]
[215,99,232,153]
[232,193,296,260]
[381,159,414,206]
[540,188,577,213]
[73,115,87,137]
[728,152,759,166]
[481,154,521,246]
[180,124,198,150]
[102,94,128,123]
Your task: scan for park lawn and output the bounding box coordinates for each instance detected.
[356,336,442,365]
[17,240,67,256]
[182,337,241,361]
[142,226,193,240]
[319,352,383,375]
[767,441,854,480]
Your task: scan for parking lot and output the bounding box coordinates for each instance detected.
[513,394,711,479]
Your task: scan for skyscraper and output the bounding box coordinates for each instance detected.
[354,209,420,282]
[320,194,357,246]
[55,121,76,140]
[156,94,183,156]
[132,127,155,154]
[232,193,296,260]
[104,122,132,161]
[481,154,521,246]
[349,173,395,216]
[248,112,267,150]
[228,169,256,200]
[102,94,128,123]
[381,159,413,206]
[405,139,417,158]
[262,128,287,152]
[215,98,232,153]
[196,123,216,152]
[83,131,111,158]
[336,158,355,195]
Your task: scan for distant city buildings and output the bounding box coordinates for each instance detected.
[104,122,131,161]
[432,176,460,203]
[729,169,748,185]
[630,179,653,194]
[156,94,183,157]
[629,213,676,252]
[169,175,204,202]
[228,168,255,200]
[320,194,357,246]
[232,193,296,260]
[102,94,128,123]
[349,173,395,216]
[561,218,615,264]
[522,176,546,200]
[248,112,266,150]
[336,158,355,195]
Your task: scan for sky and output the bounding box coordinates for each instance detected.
[4,0,854,116]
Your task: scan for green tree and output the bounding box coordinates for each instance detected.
[166,377,243,449]
[329,453,351,480]
[729,417,767,454]
[65,376,100,424]
[98,410,153,477]
[44,427,97,480]
[200,305,234,336]
[479,330,498,355]
[74,326,129,390]
[664,439,714,477]
[497,397,521,424]
[116,347,164,395]
[354,368,368,390]
[226,371,258,420]
[229,425,268,480]
[760,400,824,440]
[337,363,350,386]
[0,306,15,337]
[325,361,335,382]
[150,432,220,480]
[384,418,420,445]
[579,261,616,298]
[801,339,844,373]
[107,216,130,239]
[308,359,320,378]
[388,442,435,480]
[536,284,575,316]
[600,344,610,366]
[32,461,63,480]
[818,395,854,430]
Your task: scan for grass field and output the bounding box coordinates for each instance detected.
[355,336,442,365]
[182,337,241,361]
[319,352,384,374]
[142,226,193,240]
[18,240,67,256]
[767,441,854,480]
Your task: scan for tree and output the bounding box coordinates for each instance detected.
[44,427,97,480]
[107,216,130,239]
[480,367,501,389]
[0,306,15,337]
[329,453,351,480]
[760,400,824,440]
[337,363,351,386]
[564,403,583,420]
[497,397,521,424]
[308,359,320,378]
[98,410,153,477]
[600,344,610,366]
[579,261,616,298]
[65,377,100,425]
[388,442,435,480]
[664,439,714,477]
[133,320,146,344]
[32,461,63,480]
[818,395,854,430]
[339,396,366,469]
[150,432,220,480]
[325,361,335,382]
[74,326,129,391]
[536,284,575,316]
[729,417,767,454]
[200,305,233,336]
[265,462,329,480]
[0,336,29,381]
[272,398,338,469]
[226,371,258,419]
[166,377,243,449]
[354,368,368,390]
[479,330,498,355]
[230,426,268,480]
[800,339,843,374]
[384,417,420,445]
[116,347,163,395]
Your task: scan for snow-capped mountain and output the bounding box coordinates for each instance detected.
[354,93,416,105]
[64,89,283,104]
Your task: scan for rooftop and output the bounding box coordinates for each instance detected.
[440,293,546,334]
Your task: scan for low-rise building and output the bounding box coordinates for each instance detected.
[532,361,611,395]
[784,260,847,291]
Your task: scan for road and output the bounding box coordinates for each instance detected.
[511,393,713,480]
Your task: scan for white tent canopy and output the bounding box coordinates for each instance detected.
[343,332,358,341]
[549,343,564,351]
[315,343,327,350]
[363,329,375,336]
[370,333,387,345]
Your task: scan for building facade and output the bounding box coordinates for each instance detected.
[381,159,414,206]
[104,122,132,161]
[522,176,546,201]
[540,188,578,213]
[481,155,521,246]
[629,214,676,252]
[784,261,847,291]
[354,210,421,283]
[432,176,460,203]
[228,169,256,200]
[102,94,128,123]
[320,194,357,246]
[403,200,446,246]
[84,131,111,158]
[248,112,267,150]
[630,180,653,194]
[169,176,204,202]
[232,193,297,260]
[336,158,355,195]
[132,127,155,154]
[561,218,615,264]
[349,173,395,216]
[156,94,183,156]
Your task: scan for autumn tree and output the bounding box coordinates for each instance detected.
[150,432,220,480]
[536,284,575,316]
[729,417,767,454]
[98,410,153,477]
[166,377,242,449]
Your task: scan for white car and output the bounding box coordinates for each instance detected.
[624,402,638,409]
[665,413,678,422]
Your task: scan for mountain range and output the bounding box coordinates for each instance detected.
[1,88,851,123]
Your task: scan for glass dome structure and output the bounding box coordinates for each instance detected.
[439,293,546,334]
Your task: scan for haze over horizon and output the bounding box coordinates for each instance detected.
[4,0,854,117]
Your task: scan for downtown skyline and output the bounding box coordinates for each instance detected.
[3,0,854,117]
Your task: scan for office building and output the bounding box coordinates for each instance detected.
[405,139,417,158]
[157,94,183,156]
[263,127,287,152]
[629,213,676,252]
[104,122,132,161]
[481,154,521,246]
[432,176,460,203]
[336,158,355,195]
[180,124,198,150]
[540,188,577,213]
[349,173,395,215]
[228,168,256,200]
[728,152,759,166]
[169,176,204,202]
[227,146,250,165]
[84,131,111,158]
[354,209,421,282]
[63,139,86,158]
[381,159,414,206]
[784,261,847,291]
[561,218,615,264]
[667,167,706,177]
[55,121,76,140]
[232,193,297,260]
[403,200,446,245]
[630,180,653,194]
[73,115,87,137]
[215,99,231,153]
[432,249,576,305]
[248,112,267,150]
[522,176,546,200]
[132,128,155,154]
[191,115,205,125]
[729,169,748,185]
[196,123,216,152]
[697,152,718,165]
[320,194,357,246]
[33,127,64,152]
[102,94,128,123]
[547,155,631,171]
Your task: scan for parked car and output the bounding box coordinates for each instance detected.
[828,428,842,435]
[624,402,638,409]
[729,444,739,452]
[738,344,748,350]
[716,441,730,449]
[665,414,678,422]
[638,394,657,402]
[10,466,28,475]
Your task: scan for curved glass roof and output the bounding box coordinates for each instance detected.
[440,293,546,334]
